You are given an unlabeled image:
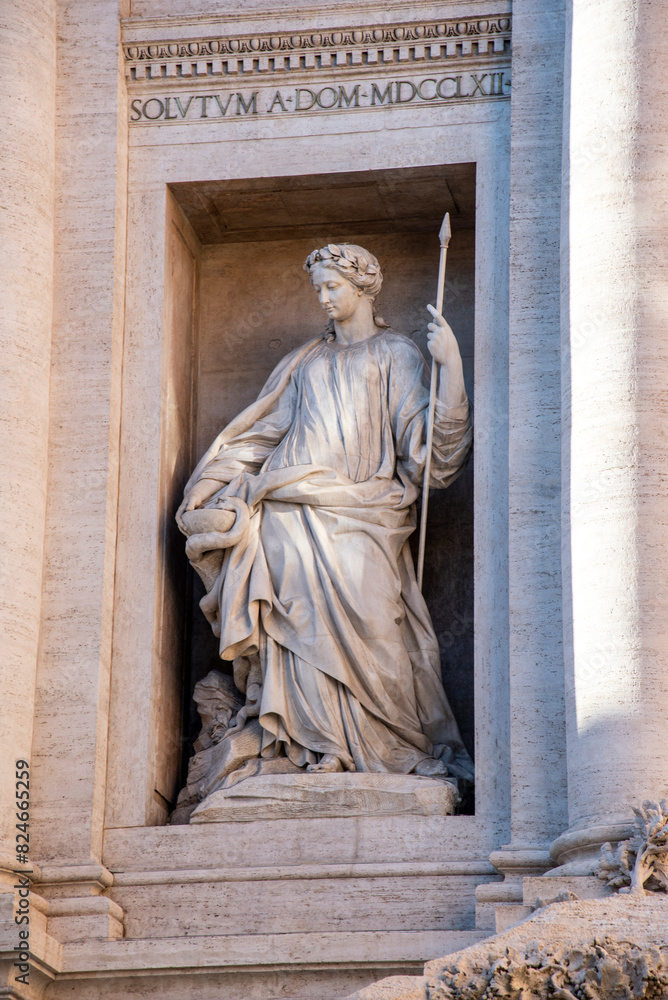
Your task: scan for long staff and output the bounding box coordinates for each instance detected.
[416,212,451,591]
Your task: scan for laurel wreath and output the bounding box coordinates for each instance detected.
[304,243,380,276]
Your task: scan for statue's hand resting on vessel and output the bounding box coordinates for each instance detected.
[183,477,220,512]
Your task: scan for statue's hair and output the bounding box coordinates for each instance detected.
[304,243,389,330]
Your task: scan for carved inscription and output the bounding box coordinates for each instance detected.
[129,71,510,122]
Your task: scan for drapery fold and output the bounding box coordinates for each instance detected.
[180,330,473,774]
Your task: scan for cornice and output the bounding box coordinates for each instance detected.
[122,0,510,34]
[123,14,511,83]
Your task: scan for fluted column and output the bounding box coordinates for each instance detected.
[0,0,56,876]
[552,0,668,873]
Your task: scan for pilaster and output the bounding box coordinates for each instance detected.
[0,0,56,868]
[477,0,568,929]
[29,0,129,868]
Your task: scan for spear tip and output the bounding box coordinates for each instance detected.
[438,212,452,249]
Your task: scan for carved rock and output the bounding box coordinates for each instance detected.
[598,800,668,896]
[346,898,668,1000]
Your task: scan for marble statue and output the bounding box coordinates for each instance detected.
[176,243,473,804]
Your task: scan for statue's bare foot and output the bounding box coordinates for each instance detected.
[307,754,344,773]
[414,757,449,778]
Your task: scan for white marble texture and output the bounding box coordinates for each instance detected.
[190,772,460,823]
[178,245,472,785]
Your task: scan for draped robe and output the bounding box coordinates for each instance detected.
[180,329,473,775]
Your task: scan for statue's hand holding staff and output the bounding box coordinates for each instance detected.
[425,303,467,411]
[426,303,458,365]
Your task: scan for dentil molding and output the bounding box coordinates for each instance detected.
[123,14,511,83]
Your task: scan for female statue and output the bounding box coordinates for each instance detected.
[177,244,473,792]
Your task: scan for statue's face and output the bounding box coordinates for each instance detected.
[310,263,364,322]
[195,695,233,731]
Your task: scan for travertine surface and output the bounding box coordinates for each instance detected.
[1,0,515,993]
[476,0,569,929]
[106,25,512,837]
[554,0,668,873]
[10,0,668,996]
[0,0,56,872]
[29,0,129,867]
[505,0,567,852]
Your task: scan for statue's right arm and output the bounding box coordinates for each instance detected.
[180,338,316,518]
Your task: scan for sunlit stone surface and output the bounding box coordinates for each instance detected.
[1,0,666,997]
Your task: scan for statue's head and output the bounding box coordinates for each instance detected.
[304,244,387,330]
[193,670,243,734]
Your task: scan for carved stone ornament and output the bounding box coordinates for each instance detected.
[598,800,668,896]
[170,670,245,824]
[429,939,668,1000]
[122,15,511,83]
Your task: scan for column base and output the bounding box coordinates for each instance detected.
[475,845,552,930]
[547,822,634,875]
[488,874,616,935]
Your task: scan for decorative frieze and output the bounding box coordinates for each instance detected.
[123,15,511,85]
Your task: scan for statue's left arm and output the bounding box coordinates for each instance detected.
[426,308,472,488]
[426,306,468,410]
[391,327,472,492]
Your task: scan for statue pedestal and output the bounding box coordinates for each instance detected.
[190,772,459,824]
